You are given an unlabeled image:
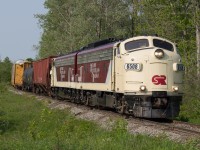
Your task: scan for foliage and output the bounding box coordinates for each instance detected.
[0,90,198,149]
[0,57,12,83]
[26,58,34,62]
[36,0,131,58]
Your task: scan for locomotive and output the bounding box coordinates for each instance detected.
[12,35,184,119]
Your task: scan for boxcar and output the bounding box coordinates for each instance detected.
[32,56,55,95]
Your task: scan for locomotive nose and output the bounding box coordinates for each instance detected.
[149,63,168,90]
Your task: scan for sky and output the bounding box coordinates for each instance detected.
[0,0,47,62]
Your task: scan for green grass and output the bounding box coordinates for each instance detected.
[0,87,199,150]
[177,98,200,124]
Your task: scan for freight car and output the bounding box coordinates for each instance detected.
[32,56,55,95]
[50,36,184,119]
[11,60,32,89]
[22,66,33,91]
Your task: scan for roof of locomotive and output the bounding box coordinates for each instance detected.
[122,35,175,45]
[54,38,120,60]
[78,42,115,55]
[54,51,78,60]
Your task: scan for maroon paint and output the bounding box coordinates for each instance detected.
[76,60,110,83]
[33,56,55,86]
[54,44,113,83]
[55,52,77,82]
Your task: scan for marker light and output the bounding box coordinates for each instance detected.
[154,49,164,59]
[140,85,146,91]
[173,63,185,71]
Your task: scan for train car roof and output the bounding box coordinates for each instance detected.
[78,42,115,55]
[33,56,56,63]
[54,38,120,60]
[54,51,78,60]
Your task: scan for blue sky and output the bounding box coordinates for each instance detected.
[0,0,47,62]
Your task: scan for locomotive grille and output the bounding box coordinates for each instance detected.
[152,91,167,97]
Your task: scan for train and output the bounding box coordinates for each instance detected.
[11,36,184,119]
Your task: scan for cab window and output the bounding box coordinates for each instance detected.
[125,39,149,51]
[153,39,174,51]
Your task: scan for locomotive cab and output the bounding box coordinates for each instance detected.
[113,36,184,118]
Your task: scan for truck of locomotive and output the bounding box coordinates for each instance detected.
[50,36,184,119]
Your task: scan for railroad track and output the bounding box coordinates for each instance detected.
[171,120,200,136]
[127,117,200,139]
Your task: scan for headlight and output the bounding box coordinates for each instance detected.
[154,49,164,59]
[172,86,179,92]
[140,85,146,91]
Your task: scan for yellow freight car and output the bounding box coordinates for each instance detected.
[11,60,32,89]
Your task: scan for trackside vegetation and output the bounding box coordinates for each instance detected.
[0,86,198,150]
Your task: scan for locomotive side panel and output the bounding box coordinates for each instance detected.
[75,46,113,91]
[52,53,77,88]
[76,61,110,83]
[51,45,114,92]
[75,61,112,91]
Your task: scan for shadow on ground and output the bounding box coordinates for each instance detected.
[0,111,16,134]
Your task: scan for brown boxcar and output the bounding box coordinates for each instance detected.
[32,56,55,95]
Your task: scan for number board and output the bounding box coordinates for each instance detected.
[124,63,141,71]
[177,64,185,71]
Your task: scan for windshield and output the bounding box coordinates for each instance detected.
[153,39,174,51]
[125,39,149,51]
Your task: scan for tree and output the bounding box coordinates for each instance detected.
[36,0,131,58]
[26,58,34,62]
[0,57,13,83]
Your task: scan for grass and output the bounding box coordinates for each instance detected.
[177,98,200,124]
[0,86,199,150]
